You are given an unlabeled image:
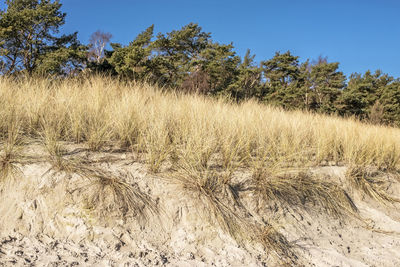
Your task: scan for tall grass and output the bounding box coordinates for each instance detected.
[0,118,23,184]
[1,76,399,171]
[2,76,400,262]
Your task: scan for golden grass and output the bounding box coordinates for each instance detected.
[346,166,400,203]
[172,164,247,240]
[0,119,23,184]
[171,163,298,264]
[73,166,159,223]
[1,76,400,170]
[252,169,359,218]
[40,139,159,223]
[1,75,400,262]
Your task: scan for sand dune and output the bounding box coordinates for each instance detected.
[1,144,400,266]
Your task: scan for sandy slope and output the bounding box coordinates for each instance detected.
[1,144,400,266]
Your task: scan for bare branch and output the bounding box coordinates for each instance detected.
[89,30,112,63]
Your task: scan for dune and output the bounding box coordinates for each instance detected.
[1,77,400,266]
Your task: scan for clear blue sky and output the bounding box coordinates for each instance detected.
[7,0,400,77]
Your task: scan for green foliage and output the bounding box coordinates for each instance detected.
[261,51,303,108]
[262,51,300,89]
[106,23,241,94]
[308,61,345,113]
[108,25,155,80]
[35,32,87,75]
[0,0,86,75]
[337,70,400,126]
[296,60,314,110]
[379,81,400,126]
[197,42,240,94]
[149,23,210,86]
[339,70,392,118]
[227,49,262,100]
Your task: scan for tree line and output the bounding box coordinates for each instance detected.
[1,0,400,126]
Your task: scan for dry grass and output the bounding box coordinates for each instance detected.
[252,168,358,218]
[41,143,159,223]
[346,166,400,203]
[38,121,159,224]
[1,76,399,170]
[1,75,400,262]
[74,166,159,223]
[0,120,24,185]
[258,223,299,265]
[171,163,297,264]
[172,164,247,240]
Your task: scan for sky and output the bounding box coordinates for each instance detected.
[4,0,400,77]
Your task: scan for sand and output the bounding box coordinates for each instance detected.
[1,144,400,266]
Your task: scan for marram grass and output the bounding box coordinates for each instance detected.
[1,75,400,170]
[2,75,400,264]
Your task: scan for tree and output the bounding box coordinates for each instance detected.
[180,66,210,94]
[311,55,328,66]
[35,32,87,75]
[197,42,240,94]
[152,23,211,86]
[378,81,400,126]
[261,51,302,108]
[227,49,262,100]
[262,51,300,89]
[105,23,241,93]
[296,60,314,110]
[108,25,154,80]
[0,0,86,75]
[339,70,393,118]
[88,30,112,63]
[308,60,345,113]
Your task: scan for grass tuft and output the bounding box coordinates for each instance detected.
[258,223,299,265]
[172,164,297,263]
[346,166,400,203]
[173,165,246,240]
[64,164,158,223]
[252,168,358,218]
[0,121,24,184]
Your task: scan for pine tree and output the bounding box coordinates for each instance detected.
[108,25,154,80]
[261,51,302,108]
[377,80,400,126]
[0,0,86,75]
[197,42,240,94]
[308,61,345,113]
[152,23,211,86]
[339,70,393,118]
[227,49,262,100]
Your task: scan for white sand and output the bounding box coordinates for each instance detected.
[1,145,400,266]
